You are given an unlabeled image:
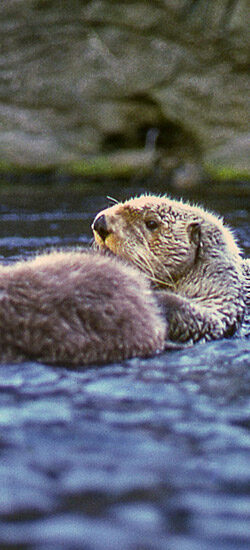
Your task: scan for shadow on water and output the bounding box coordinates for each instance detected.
[0,178,249,550]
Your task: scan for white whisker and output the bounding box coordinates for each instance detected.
[106,196,119,204]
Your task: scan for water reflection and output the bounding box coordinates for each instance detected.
[0,181,249,550]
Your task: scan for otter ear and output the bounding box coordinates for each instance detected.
[187,221,201,246]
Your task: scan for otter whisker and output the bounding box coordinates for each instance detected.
[148,275,175,289]
[137,252,155,277]
[127,250,152,276]
[131,258,175,289]
[133,233,158,277]
[137,232,176,287]
[134,256,154,279]
[106,196,119,204]
[130,248,155,279]
[132,255,175,289]
[143,238,175,285]
[127,233,170,285]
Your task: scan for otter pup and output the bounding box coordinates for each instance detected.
[0,250,166,365]
[93,195,249,343]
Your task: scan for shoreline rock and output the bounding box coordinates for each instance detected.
[0,0,249,181]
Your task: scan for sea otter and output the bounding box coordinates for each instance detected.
[93,194,249,343]
[0,250,166,365]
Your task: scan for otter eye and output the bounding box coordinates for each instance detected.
[145,219,159,231]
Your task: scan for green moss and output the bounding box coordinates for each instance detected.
[0,160,15,172]
[0,159,55,174]
[65,155,150,178]
[204,163,250,181]
[0,153,148,182]
[1,154,249,183]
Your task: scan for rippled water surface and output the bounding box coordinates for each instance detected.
[0,181,249,550]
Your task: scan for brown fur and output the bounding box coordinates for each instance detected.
[93,194,249,343]
[0,250,166,365]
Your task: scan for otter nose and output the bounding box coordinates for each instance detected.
[93,214,110,242]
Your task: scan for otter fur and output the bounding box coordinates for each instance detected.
[0,250,166,365]
[93,194,249,343]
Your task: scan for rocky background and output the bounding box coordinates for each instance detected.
[0,0,249,181]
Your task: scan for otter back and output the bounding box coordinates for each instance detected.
[0,250,166,365]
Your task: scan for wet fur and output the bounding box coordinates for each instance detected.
[0,250,166,365]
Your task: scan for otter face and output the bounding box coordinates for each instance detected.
[92,195,202,288]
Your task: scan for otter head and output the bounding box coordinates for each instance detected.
[92,195,204,288]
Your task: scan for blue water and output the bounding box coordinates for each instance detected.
[0,182,249,550]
